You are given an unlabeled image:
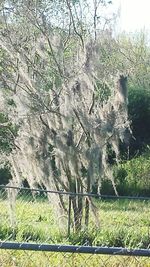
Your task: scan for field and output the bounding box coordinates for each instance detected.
[0,194,150,266]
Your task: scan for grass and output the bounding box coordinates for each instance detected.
[0,196,150,266]
[0,197,150,247]
[92,199,150,248]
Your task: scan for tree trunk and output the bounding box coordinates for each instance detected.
[71,194,83,233]
[85,197,90,228]
[85,173,91,228]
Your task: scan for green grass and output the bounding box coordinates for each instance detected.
[0,197,149,248]
[67,199,150,249]
[0,197,150,266]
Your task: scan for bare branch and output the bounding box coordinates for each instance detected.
[65,0,84,49]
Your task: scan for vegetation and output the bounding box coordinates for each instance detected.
[0,5,150,266]
[101,149,150,196]
[128,87,150,156]
[0,0,131,232]
[0,2,150,195]
[0,193,150,266]
[0,196,149,249]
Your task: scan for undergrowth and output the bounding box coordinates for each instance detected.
[0,198,149,249]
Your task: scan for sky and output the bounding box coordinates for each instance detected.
[115,0,150,32]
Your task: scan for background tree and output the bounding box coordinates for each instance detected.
[93,30,150,157]
[117,32,150,157]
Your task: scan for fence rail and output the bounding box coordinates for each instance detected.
[0,241,150,256]
[0,243,150,267]
[1,184,150,200]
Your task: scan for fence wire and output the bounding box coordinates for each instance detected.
[0,244,150,267]
[0,185,149,266]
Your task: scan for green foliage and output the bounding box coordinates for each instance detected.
[128,86,150,155]
[0,113,19,154]
[95,80,111,103]
[113,150,150,196]
[100,83,150,197]
[0,163,12,185]
[69,229,96,246]
[100,179,115,195]
[7,98,17,107]
[0,223,17,240]
[16,224,47,242]
[94,227,150,249]
[69,226,149,248]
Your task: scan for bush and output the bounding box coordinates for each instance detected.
[117,150,150,196]
[0,163,12,185]
[101,149,150,197]
[128,86,150,156]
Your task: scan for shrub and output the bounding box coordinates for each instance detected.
[128,86,150,156]
[101,149,150,196]
[0,163,12,185]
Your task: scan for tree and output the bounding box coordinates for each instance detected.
[116,32,150,157]
[0,0,129,231]
[95,30,150,157]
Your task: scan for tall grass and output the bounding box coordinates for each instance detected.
[0,197,149,249]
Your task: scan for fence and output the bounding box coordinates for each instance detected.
[0,185,150,266]
[0,242,150,267]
